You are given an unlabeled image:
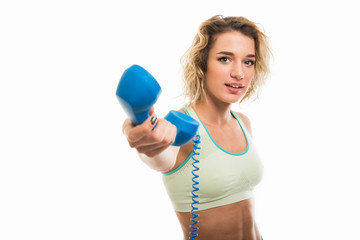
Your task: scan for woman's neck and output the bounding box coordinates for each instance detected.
[192,99,233,126]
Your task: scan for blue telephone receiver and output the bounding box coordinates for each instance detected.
[116,64,201,239]
[116,64,200,146]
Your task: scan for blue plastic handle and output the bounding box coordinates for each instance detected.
[164,110,200,146]
[116,64,199,146]
[116,64,161,125]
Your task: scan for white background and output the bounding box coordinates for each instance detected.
[1,0,359,239]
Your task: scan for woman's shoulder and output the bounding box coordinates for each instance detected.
[234,111,253,137]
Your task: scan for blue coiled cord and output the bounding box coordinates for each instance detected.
[190,134,201,240]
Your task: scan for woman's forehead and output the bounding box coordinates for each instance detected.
[210,31,255,55]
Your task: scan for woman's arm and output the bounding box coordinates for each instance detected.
[138,146,179,172]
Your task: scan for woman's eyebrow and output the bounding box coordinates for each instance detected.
[217,51,235,56]
[216,51,256,58]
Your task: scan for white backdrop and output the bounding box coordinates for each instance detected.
[1,0,359,239]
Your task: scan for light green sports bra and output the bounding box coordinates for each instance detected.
[162,107,264,212]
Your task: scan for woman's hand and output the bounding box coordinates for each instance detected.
[122,107,178,158]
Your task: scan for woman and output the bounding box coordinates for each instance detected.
[122,15,271,240]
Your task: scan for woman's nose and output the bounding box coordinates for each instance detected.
[230,64,245,80]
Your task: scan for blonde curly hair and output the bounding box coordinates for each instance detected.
[182,15,272,104]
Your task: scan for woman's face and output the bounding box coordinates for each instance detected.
[204,31,255,105]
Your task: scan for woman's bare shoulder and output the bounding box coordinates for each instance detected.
[235,111,253,137]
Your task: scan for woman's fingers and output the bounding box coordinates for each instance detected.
[122,114,158,146]
[122,112,177,157]
[135,119,177,154]
[147,118,176,145]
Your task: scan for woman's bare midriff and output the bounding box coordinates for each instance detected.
[175,198,261,240]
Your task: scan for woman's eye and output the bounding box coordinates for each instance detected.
[218,57,230,63]
[245,60,255,66]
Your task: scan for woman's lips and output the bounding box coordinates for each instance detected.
[225,83,244,93]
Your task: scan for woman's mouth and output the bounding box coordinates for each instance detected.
[225,84,244,89]
[225,83,244,93]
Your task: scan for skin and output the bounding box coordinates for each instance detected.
[123,31,262,239]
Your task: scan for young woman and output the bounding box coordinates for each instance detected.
[122,15,271,240]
